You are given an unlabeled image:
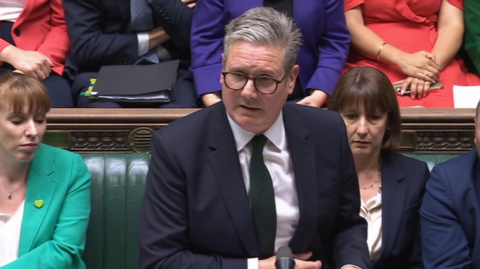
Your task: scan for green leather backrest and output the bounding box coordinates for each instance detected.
[77,152,459,269]
[402,154,459,171]
[81,153,150,269]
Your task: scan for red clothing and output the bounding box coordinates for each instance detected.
[0,0,69,75]
[344,0,480,108]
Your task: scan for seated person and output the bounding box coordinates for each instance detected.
[329,66,429,268]
[464,0,480,77]
[420,99,480,268]
[138,7,369,269]
[0,0,74,107]
[191,0,350,108]
[62,0,198,108]
[344,0,480,108]
[0,72,91,268]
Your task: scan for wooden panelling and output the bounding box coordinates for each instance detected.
[44,108,476,153]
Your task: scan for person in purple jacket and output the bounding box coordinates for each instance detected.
[191,0,351,108]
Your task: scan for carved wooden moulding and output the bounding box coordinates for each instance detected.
[415,131,474,151]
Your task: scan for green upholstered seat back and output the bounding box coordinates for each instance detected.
[81,153,150,269]
[402,154,459,171]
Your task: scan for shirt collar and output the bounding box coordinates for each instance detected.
[227,111,286,152]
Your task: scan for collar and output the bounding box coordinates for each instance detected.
[227,111,286,152]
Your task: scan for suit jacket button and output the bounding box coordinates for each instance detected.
[13,28,20,36]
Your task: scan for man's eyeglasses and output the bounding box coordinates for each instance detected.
[222,72,287,94]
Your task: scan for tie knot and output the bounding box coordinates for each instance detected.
[251,135,268,154]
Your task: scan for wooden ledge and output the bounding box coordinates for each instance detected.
[44,108,476,153]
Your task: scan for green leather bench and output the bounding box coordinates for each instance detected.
[81,153,150,269]
[79,152,461,269]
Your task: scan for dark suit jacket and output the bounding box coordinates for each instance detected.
[138,102,370,269]
[420,149,480,269]
[371,150,429,269]
[62,0,192,78]
[190,0,350,96]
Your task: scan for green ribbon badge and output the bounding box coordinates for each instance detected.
[34,200,44,209]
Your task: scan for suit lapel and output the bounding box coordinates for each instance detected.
[18,145,57,255]
[282,105,317,252]
[208,104,259,257]
[379,151,406,260]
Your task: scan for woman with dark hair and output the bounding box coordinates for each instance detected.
[0,72,90,268]
[329,66,429,269]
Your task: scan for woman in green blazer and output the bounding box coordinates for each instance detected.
[0,72,91,268]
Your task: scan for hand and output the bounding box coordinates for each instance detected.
[1,45,53,80]
[397,77,431,99]
[148,27,170,50]
[296,90,328,108]
[180,0,196,9]
[201,92,222,107]
[258,251,322,269]
[396,51,439,83]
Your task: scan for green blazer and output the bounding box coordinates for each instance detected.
[1,144,91,269]
[465,0,480,76]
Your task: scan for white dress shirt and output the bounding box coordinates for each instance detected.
[0,0,24,22]
[227,112,299,269]
[359,193,382,262]
[0,200,25,267]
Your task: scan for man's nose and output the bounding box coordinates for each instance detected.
[240,78,258,99]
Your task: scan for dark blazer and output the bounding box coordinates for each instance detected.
[371,150,429,269]
[2,144,91,269]
[190,0,350,96]
[420,149,480,269]
[138,102,370,269]
[62,0,193,77]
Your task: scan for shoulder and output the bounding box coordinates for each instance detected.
[432,149,477,176]
[283,103,344,126]
[38,143,80,162]
[36,144,88,175]
[384,150,429,171]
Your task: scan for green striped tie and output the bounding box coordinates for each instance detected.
[249,135,276,258]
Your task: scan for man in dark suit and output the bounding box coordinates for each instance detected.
[420,100,480,269]
[138,7,370,269]
[62,0,197,108]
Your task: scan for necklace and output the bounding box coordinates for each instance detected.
[359,168,382,194]
[0,180,25,200]
[360,180,378,190]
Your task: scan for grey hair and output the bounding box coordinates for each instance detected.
[224,7,303,74]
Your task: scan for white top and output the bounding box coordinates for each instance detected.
[0,0,24,22]
[0,200,25,267]
[359,193,382,262]
[227,112,299,269]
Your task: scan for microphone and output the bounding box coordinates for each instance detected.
[275,246,295,269]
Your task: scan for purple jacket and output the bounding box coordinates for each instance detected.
[190,0,351,97]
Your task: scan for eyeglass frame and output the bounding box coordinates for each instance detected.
[221,71,288,95]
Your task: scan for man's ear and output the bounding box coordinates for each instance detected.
[287,65,299,95]
[220,53,225,84]
[473,117,478,146]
